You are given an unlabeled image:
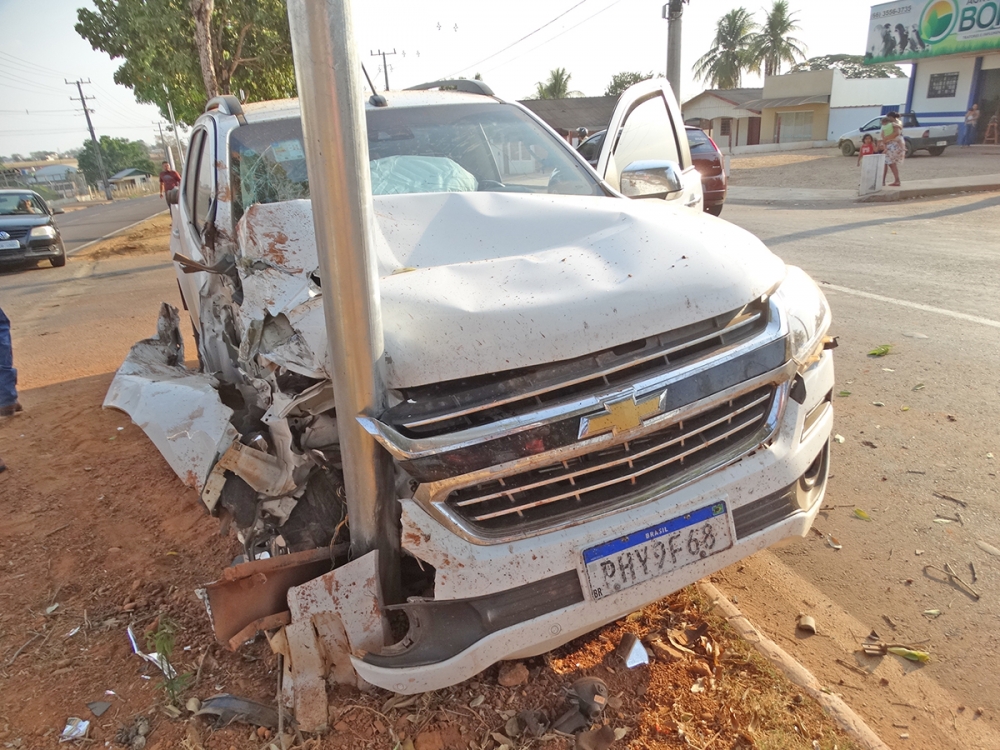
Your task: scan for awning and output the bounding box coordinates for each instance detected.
[740,95,830,110]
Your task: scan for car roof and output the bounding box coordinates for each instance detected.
[0,189,42,194]
[242,89,500,125]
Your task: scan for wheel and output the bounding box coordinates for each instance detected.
[50,247,66,267]
[705,204,723,217]
[928,146,945,156]
[904,138,914,158]
[840,140,856,157]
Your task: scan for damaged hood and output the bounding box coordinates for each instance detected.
[373,192,784,387]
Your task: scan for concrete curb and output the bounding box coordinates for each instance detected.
[697,580,891,750]
[66,209,170,257]
[857,182,1000,202]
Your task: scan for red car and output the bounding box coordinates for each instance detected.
[685,126,726,216]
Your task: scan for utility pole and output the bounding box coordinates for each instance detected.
[291,2,401,601]
[67,79,113,201]
[370,49,397,91]
[165,99,184,164]
[662,0,688,103]
[154,121,174,169]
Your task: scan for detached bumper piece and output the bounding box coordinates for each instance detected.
[363,570,584,669]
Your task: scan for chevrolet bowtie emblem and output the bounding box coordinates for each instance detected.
[578,389,667,440]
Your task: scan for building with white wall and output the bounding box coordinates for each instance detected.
[866,0,1000,143]
[681,89,763,149]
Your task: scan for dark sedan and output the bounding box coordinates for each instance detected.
[0,189,66,268]
[685,127,726,217]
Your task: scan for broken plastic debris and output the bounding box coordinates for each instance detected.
[59,717,89,742]
[45,603,59,615]
[912,383,925,391]
[853,508,872,522]
[86,701,111,717]
[833,434,845,444]
[988,453,995,460]
[193,694,281,729]
[872,401,885,407]
[882,367,895,372]
[837,390,851,397]
[126,625,176,679]
[826,535,842,550]
[922,609,942,619]
[615,632,649,668]
[796,615,817,634]
[868,344,891,357]
[64,626,81,638]
[553,677,609,735]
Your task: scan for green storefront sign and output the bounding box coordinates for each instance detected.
[865,0,1000,63]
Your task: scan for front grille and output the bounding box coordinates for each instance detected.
[445,385,776,537]
[0,227,29,241]
[385,300,770,438]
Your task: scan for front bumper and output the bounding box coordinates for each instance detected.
[354,349,835,693]
[0,239,64,264]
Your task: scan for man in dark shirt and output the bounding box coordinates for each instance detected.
[158,161,181,205]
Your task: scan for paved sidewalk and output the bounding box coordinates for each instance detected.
[728,172,1000,204]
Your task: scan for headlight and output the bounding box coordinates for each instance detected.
[773,266,831,367]
[29,225,57,239]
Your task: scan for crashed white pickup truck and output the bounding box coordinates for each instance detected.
[107,78,834,715]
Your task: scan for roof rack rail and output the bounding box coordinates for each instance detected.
[205,95,247,124]
[405,79,494,97]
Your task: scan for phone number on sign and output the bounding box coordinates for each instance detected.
[871,6,912,18]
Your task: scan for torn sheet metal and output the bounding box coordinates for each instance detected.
[201,441,298,511]
[198,547,332,649]
[193,694,282,729]
[103,303,237,492]
[281,551,387,732]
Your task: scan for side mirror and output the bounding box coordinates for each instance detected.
[620,160,684,199]
[52,207,65,215]
[166,187,180,205]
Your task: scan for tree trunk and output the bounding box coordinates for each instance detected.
[191,0,219,100]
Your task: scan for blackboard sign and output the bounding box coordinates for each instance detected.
[927,72,959,99]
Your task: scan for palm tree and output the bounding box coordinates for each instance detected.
[532,68,583,99]
[749,0,807,77]
[694,8,758,90]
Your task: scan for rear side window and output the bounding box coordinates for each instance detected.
[686,129,712,150]
[612,94,682,168]
[194,135,214,229]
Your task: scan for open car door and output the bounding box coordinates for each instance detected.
[595,79,703,212]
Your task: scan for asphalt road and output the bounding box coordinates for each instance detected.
[54,194,167,253]
[723,193,1000,749]
[2,190,999,747]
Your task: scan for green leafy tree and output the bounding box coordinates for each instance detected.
[77,136,157,186]
[604,71,654,98]
[791,54,905,79]
[694,8,758,89]
[748,0,806,77]
[530,68,583,100]
[76,0,296,125]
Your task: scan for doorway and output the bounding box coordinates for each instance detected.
[976,68,1000,143]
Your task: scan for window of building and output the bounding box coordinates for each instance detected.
[927,72,959,99]
[720,118,732,136]
[777,111,813,142]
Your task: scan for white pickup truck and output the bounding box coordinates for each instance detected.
[838,112,958,157]
[107,78,835,702]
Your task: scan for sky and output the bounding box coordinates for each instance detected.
[0,0,888,158]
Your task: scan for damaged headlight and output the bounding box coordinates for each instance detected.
[773,266,831,368]
[29,225,57,239]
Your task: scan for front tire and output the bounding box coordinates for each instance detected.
[928,146,945,156]
[840,140,856,157]
[904,138,914,158]
[51,247,66,267]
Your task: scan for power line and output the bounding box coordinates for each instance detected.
[0,109,82,114]
[0,50,75,78]
[446,0,594,77]
[479,0,629,76]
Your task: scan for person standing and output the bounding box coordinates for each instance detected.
[158,160,181,206]
[880,113,904,187]
[0,305,22,474]
[963,104,980,147]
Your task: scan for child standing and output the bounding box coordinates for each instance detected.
[857,133,876,166]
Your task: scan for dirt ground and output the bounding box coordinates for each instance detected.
[728,146,1000,190]
[0,224,862,749]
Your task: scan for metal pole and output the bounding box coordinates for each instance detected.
[70,79,113,201]
[157,121,175,169]
[287,0,400,601]
[165,100,184,164]
[664,0,684,103]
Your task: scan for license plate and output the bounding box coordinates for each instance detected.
[583,501,732,600]
[936,140,947,146]
[0,240,19,250]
